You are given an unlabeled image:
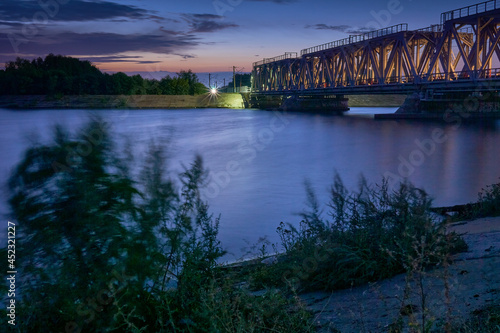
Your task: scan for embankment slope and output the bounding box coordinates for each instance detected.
[0,94,245,109]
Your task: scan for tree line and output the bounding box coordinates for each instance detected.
[0,54,207,96]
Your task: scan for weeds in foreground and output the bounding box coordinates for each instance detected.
[454,304,500,332]
[3,119,312,333]
[248,175,475,332]
[477,180,500,217]
[252,176,466,293]
[3,118,499,332]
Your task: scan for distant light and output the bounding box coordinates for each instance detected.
[210,88,217,95]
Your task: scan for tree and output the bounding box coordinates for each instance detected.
[226,73,251,92]
[110,72,133,95]
[171,77,190,95]
[0,55,206,96]
[192,82,208,95]
[178,69,198,95]
[8,119,224,332]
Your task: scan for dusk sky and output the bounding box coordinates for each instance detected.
[0,0,477,74]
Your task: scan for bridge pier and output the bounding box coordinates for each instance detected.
[250,93,349,113]
[248,94,283,110]
[420,91,500,115]
[397,91,500,114]
[383,91,500,119]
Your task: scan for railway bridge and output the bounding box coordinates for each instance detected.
[250,0,500,116]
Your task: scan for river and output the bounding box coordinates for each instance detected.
[1,107,500,261]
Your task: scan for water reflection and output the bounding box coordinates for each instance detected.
[1,108,500,259]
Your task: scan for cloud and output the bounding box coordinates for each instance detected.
[182,13,238,33]
[190,14,224,20]
[305,24,373,34]
[0,0,158,22]
[247,0,298,3]
[80,55,162,65]
[83,55,143,62]
[0,21,25,28]
[0,31,200,60]
[132,60,163,64]
[174,53,197,60]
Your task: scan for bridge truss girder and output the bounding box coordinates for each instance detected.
[252,9,500,94]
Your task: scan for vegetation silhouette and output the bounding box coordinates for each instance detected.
[5,118,313,332]
[0,54,207,96]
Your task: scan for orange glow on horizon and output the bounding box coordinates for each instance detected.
[94,58,252,74]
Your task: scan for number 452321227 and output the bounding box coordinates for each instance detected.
[8,221,16,271]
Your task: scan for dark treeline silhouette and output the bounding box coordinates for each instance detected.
[220,73,251,92]
[227,73,251,89]
[0,54,207,96]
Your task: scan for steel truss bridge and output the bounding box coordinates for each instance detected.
[252,0,500,97]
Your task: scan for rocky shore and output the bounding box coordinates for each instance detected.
[302,216,500,332]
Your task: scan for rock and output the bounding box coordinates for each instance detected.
[396,92,422,114]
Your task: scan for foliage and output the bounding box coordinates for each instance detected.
[225,74,252,92]
[0,55,207,96]
[195,281,314,333]
[251,175,467,292]
[6,119,312,332]
[476,179,500,217]
[453,304,500,333]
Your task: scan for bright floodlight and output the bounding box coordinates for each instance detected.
[210,88,217,94]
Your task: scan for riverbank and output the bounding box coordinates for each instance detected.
[301,216,500,332]
[0,94,246,109]
[0,94,406,110]
[224,215,500,332]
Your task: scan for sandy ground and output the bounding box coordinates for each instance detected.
[300,216,500,332]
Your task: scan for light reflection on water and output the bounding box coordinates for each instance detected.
[1,107,500,260]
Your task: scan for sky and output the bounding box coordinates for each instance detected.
[0,0,478,74]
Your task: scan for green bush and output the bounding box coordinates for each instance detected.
[254,175,467,292]
[452,304,500,333]
[6,118,313,332]
[477,180,500,217]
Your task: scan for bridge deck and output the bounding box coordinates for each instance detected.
[252,0,500,96]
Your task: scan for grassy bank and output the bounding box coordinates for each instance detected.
[0,93,245,109]
[0,94,407,110]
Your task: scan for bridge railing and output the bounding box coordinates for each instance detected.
[417,24,443,33]
[416,24,474,35]
[300,23,408,56]
[441,0,500,23]
[252,68,500,92]
[253,52,298,67]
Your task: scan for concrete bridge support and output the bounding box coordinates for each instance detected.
[249,93,349,113]
[396,91,500,115]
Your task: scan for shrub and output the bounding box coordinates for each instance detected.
[477,180,500,217]
[6,118,313,332]
[255,175,466,292]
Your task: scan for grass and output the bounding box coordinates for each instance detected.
[247,177,468,293]
[241,176,500,332]
[456,304,500,332]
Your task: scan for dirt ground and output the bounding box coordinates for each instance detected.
[300,216,500,332]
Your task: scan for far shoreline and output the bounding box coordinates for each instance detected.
[0,94,406,110]
[0,94,246,110]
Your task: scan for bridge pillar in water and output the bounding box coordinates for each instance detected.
[250,93,349,113]
[396,91,500,116]
[249,94,283,110]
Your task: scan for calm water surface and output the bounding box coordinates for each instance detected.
[1,107,500,260]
